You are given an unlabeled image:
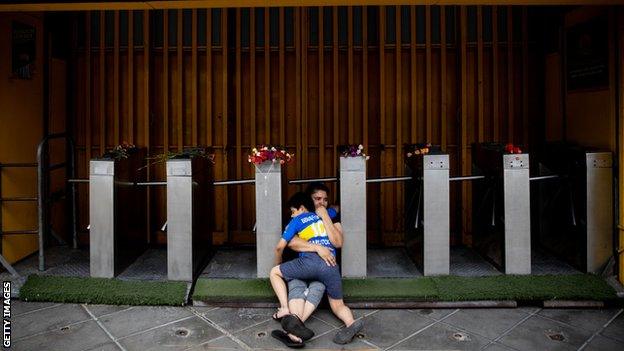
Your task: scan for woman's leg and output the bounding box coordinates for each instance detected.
[328,298,355,327]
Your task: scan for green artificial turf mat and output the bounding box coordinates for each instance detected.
[19,275,188,306]
[431,274,617,301]
[192,278,439,302]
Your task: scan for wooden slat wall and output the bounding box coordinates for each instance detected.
[74,5,540,246]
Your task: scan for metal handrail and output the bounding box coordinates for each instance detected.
[289,177,338,184]
[213,179,255,186]
[449,175,486,182]
[366,176,412,183]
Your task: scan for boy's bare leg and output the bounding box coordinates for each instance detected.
[269,266,290,318]
[328,298,355,327]
[300,301,318,322]
[288,298,305,320]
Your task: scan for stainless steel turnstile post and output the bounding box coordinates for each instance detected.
[339,156,367,277]
[255,161,282,278]
[89,160,116,278]
[166,158,212,281]
[503,154,531,274]
[586,152,613,273]
[423,154,450,276]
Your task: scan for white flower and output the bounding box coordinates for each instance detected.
[252,148,257,153]
[407,152,412,157]
[358,144,364,150]
[356,149,361,155]
[271,147,277,152]
[365,156,370,160]
[286,153,290,157]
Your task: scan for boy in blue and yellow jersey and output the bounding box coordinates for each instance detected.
[270,192,364,347]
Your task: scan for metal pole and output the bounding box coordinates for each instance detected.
[67,179,90,183]
[135,182,167,186]
[529,175,559,181]
[288,177,338,184]
[449,175,486,182]
[213,179,255,186]
[68,137,78,250]
[366,176,412,183]
[36,137,48,271]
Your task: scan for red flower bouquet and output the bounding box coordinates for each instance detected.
[248,145,293,165]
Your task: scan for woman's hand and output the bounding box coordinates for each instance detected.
[316,245,336,266]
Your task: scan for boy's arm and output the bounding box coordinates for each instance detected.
[317,206,343,248]
[288,237,336,266]
[274,239,288,266]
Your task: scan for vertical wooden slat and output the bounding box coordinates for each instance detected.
[300,7,307,177]
[507,5,514,143]
[395,5,403,228]
[522,7,529,146]
[492,6,499,141]
[250,8,256,147]
[163,10,169,152]
[222,9,229,242]
[379,6,386,243]
[114,11,119,144]
[440,6,447,149]
[477,6,484,142]
[295,8,302,178]
[348,7,354,144]
[177,10,183,151]
[235,9,242,232]
[318,7,325,176]
[85,12,91,161]
[279,8,285,146]
[460,6,468,239]
[264,7,270,143]
[143,10,151,242]
[410,6,416,142]
[128,10,134,143]
[362,6,368,149]
[332,6,339,170]
[191,9,198,146]
[426,6,432,141]
[206,9,212,146]
[99,11,105,154]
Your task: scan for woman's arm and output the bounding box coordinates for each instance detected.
[288,236,336,266]
[317,206,343,248]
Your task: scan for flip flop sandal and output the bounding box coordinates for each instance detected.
[272,311,283,322]
[281,314,315,341]
[333,319,364,345]
[271,330,304,349]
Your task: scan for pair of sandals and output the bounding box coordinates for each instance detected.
[271,313,314,348]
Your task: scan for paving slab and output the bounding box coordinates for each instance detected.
[187,335,244,350]
[118,315,223,351]
[389,320,491,350]
[83,304,134,318]
[11,300,60,316]
[12,303,92,340]
[583,335,624,351]
[481,342,517,350]
[537,308,621,333]
[11,320,111,351]
[198,307,274,333]
[442,307,534,340]
[498,314,593,351]
[600,311,624,342]
[409,308,458,321]
[99,305,194,339]
[356,309,436,349]
[303,331,378,350]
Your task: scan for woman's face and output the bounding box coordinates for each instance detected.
[311,190,328,209]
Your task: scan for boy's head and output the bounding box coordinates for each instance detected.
[305,182,330,209]
[287,192,315,217]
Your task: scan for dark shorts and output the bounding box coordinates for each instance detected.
[279,254,343,300]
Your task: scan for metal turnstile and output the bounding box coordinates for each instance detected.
[89,150,148,278]
[404,146,450,276]
[472,143,531,275]
[339,156,367,277]
[533,143,613,273]
[255,161,284,278]
[166,156,213,281]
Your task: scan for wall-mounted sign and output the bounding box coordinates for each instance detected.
[11,21,36,80]
[565,15,609,92]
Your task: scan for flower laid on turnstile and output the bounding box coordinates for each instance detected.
[248,145,293,165]
[139,147,216,170]
[339,144,370,160]
[405,143,432,158]
[504,143,523,154]
[102,141,137,160]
